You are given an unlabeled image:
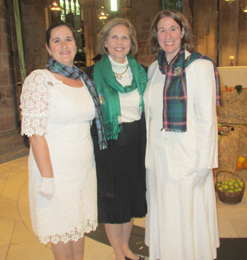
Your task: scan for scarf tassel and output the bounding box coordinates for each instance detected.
[106,121,123,141]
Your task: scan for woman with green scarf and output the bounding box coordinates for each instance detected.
[86,18,147,260]
[144,10,221,260]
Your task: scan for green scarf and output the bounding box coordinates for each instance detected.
[93,54,147,140]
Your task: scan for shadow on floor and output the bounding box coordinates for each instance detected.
[86,224,247,259]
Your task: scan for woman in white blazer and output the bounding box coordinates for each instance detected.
[144,10,221,260]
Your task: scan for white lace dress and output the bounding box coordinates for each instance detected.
[20,69,97,244]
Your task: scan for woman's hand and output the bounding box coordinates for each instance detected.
[38,177,56,199]
[29,135,55,198]
[186,166,211,187]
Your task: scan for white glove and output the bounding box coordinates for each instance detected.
[38,177,55,199]
[186,166,211,187]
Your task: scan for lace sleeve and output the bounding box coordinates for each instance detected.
[20,70,51,137]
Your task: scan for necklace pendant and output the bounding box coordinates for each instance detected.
[116,74,122,80]
[113,64,128,80]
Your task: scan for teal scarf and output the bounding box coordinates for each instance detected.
[93,54,147,140]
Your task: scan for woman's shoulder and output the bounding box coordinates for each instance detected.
[25,69,53,81]
[186,50,213,67]
[186,55,215,80]
[187,57,213,72]
[148,60,158,68]
[23,69,53,93]
[147,60,158,78]
[24,69,45,84]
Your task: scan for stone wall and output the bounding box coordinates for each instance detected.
[81,0,98,66]
[132,0,160,66]
[0,0,29,163]
[0,0,17,132]
[20,0,48,76]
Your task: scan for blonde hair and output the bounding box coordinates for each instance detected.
[97,18,138,55]
[149,10,194,55]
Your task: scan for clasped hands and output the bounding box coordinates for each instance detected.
[186,166,211,187]
[38,177,55,199]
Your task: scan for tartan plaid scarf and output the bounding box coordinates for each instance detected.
[45,57,107,149]
[158,48,221,133]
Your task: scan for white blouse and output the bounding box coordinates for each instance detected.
[109,55,141,123]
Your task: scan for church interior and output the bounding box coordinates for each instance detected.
[0,0,247,259]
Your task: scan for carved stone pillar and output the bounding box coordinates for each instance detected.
[119,0,132,21]
[80,0,98,66]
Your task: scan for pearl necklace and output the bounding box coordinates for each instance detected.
[113,65,129,80]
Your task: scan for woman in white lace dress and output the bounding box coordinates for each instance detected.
[20,21,107,259]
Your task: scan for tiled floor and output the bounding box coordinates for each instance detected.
[0,156,247,260]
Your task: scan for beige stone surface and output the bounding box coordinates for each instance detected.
[217,219,239,238]
[0,155,247,259]
[0,245,9,260]
[7,242,54,260]
[0,216,15,246]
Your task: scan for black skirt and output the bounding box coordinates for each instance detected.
[91,115,147,224]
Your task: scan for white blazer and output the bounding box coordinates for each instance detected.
[144,51,218,180]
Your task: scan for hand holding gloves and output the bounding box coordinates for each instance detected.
[186,166,211,187]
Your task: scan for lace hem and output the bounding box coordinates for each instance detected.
[38,220,98,245]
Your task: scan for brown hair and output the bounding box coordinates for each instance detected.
[149,10,194,55]
[46,21,75,47]
[97,18,138,55]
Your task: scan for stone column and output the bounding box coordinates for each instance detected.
[182,0,191,22]
[20,0,48,74]
[0,0,17,132]
[218,1,239,67]
[132,0,160,66]
[119,0,132,21]
[238,5,247,66]
[194,0,218,64]
[0,0,29,163]
[80,0,98,66]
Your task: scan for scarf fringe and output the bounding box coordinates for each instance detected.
[164,129,185,133]
[106,121,123,140]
